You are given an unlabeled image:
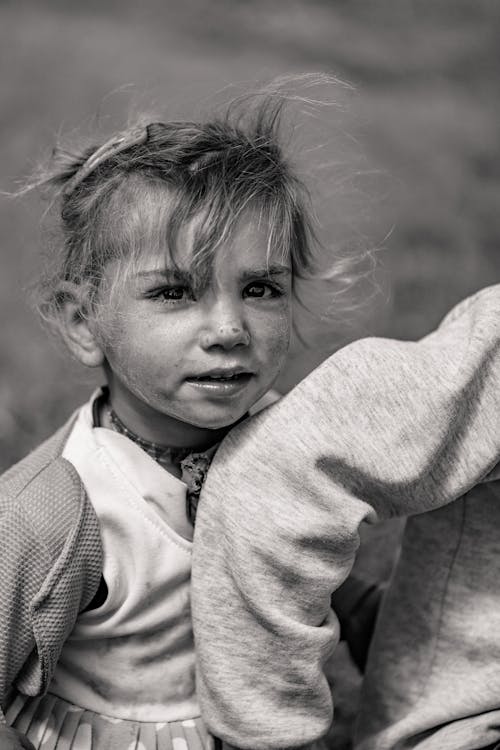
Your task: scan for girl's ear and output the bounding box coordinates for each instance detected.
[57,282,105,368]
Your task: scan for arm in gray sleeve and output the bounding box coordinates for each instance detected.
[191,284,500,750]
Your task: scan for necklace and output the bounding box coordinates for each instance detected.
[108,408,192,466]
[107,406,219,526]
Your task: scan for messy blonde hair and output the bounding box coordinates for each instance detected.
[24,76,373,344]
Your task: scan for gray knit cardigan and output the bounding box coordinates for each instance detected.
[0,416,103,722]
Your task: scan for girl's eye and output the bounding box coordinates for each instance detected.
[148,286,194,303]
[162,287,188,301]
[243,282,282,299]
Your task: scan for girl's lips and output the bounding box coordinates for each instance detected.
[185,372,254,397]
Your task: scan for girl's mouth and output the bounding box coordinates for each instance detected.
[186,372,253,396]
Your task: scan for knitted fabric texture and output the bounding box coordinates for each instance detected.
[0,417,103,718]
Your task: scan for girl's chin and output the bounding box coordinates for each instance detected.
[149,395,257,439]
[182,406,251,433]
[187,413,246,432]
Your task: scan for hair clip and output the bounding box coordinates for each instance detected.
[63,125,149,197]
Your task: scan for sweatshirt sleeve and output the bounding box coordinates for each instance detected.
[191,284,500,750]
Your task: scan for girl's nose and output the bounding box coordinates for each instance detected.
[200,306,251,350]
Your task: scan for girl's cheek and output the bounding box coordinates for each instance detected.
[266,311,291,357]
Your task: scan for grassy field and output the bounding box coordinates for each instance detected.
[1,2,499,746]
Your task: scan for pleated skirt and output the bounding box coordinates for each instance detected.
[5,692,213,750]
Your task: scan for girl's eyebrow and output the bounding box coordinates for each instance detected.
[136,268,193,283]
[136,265,291,283]
[239,265,292,281]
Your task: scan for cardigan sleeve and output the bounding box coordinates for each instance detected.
[0,451,102,726]
[0,497,52,723]
[191,284,500,749]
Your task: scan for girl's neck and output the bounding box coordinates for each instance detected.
[100,385,233,451]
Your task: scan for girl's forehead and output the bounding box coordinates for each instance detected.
[136,230,291,274]
[140,205,288,265]
[112,177,292,276]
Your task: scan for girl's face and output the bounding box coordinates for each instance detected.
[94,211,292,447]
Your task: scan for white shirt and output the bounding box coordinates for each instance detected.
[52,397,198,721]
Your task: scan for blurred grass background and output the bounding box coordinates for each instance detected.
[1,2,499,746]
[1,0,499,467]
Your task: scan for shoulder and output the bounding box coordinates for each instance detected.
[438,283,500,329]
[0,413,98,565]
[0,414,77,495]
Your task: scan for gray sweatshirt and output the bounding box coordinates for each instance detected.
[191,284,500,750]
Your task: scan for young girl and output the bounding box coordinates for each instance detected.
[0,92,350,750]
